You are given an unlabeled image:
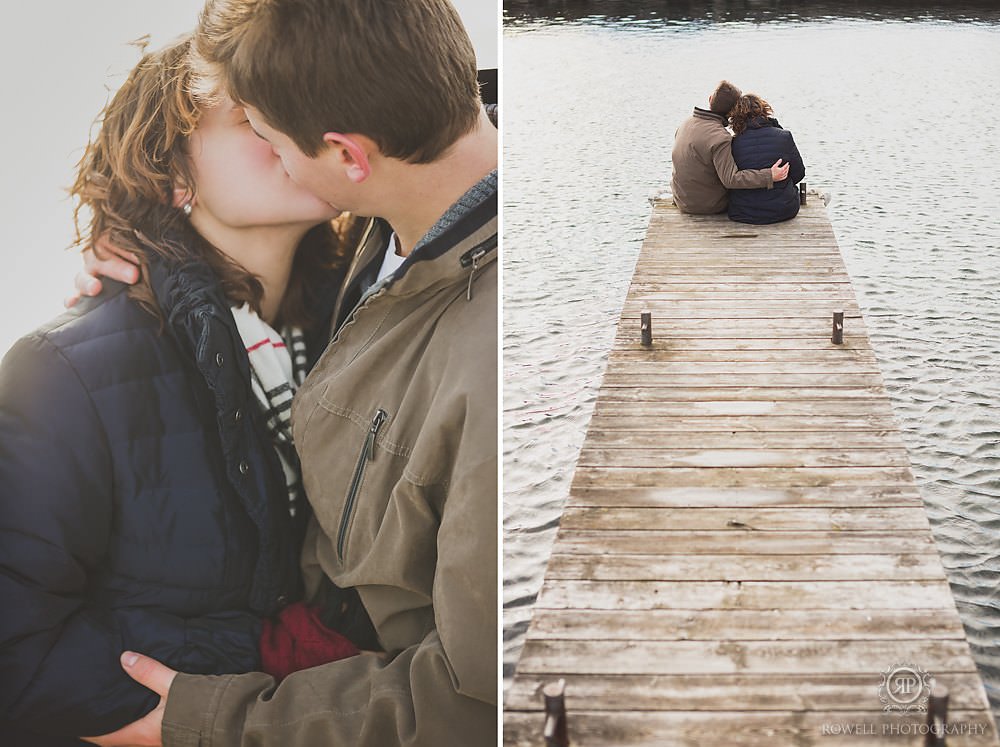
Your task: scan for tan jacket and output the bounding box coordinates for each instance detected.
[163,193,498,746]
[670,107,773,214]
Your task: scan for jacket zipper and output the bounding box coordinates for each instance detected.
[337,408,388,561]
[463,246,489,301]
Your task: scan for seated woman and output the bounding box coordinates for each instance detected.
[727,94,806,225]
[0,36,363,745]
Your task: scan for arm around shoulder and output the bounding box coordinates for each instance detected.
[711,137,773,190]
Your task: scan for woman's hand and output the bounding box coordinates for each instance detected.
[81,652,177,747]
[65,236,142,308]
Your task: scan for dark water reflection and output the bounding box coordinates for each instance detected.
[502,2,1000,721]
[505,0,1000,26]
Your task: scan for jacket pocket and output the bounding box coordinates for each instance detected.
[338,407,388,561]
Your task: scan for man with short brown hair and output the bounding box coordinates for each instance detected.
[86,1,497,745]
[671,79,789,214]
[194,0,482,165]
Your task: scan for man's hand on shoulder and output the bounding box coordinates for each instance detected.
[81,652,177,747]
[65,235,142,308]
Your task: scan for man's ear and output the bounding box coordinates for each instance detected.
[322,132,373,184]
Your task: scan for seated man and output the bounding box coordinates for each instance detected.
[670,80,789,214]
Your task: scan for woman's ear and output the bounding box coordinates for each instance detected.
[322,132,372,184]
[171,186,194,209]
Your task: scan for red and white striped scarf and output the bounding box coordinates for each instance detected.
[231,304,308,518]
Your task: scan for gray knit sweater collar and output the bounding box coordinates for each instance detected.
[413,169,498,255]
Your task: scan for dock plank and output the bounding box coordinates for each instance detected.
[534,580,955,611]
[554,531,936,555]
[506,672,988,712]
[516,638,978,675]
[558,507,930,532]
[519,608,964,640]
[567,485,925,508]
[505,711,998,746]
[581,430,907,449]
[544,553,946,582]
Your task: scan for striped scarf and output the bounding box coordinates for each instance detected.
[230,304,308,518]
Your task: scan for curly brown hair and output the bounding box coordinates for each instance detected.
[729,93,774,136]
[70,34,359,332]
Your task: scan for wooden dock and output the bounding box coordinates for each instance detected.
[504,197,999,745]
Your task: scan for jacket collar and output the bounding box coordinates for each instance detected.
[693,107,728,125]
[146,252,227,331]
[137,235,251,392]
[745,115,782,130]
[330,183,498,333]
[383,187,497,297]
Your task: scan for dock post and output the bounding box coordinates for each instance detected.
[640,311,652,347]
[542,679,569,747]
[832,310,844,345]
[800,182,807,205]
[925,685,949,747]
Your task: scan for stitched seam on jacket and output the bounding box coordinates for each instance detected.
[316,401,373,431]
[378,435,411,458]
[315,401,412,458]
[204,674,236,746]
[396,279,480,487]
[34,334,115,478]
[223,706,368,730]
[401,469,450,491]
[293,396,322,459]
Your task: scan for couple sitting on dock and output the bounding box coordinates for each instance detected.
[671,80,806,224]
[0,1,496,745]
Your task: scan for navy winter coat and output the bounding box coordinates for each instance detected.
[0,252,337,745]
[728,117,806,225]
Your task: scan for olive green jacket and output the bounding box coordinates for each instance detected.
[670,107,774,214]
[162,190,498,746]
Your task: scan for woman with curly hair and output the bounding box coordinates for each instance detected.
[728,93,806,224]
[0,35,365,745]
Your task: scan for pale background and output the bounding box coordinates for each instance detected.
[0,1,498,354]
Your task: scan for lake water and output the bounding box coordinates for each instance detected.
[502,0,1000,718]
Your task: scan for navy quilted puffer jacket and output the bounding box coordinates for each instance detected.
[728,117,806,225]
[0,253,337,745]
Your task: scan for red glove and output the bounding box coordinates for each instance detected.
[260,601,360,681]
